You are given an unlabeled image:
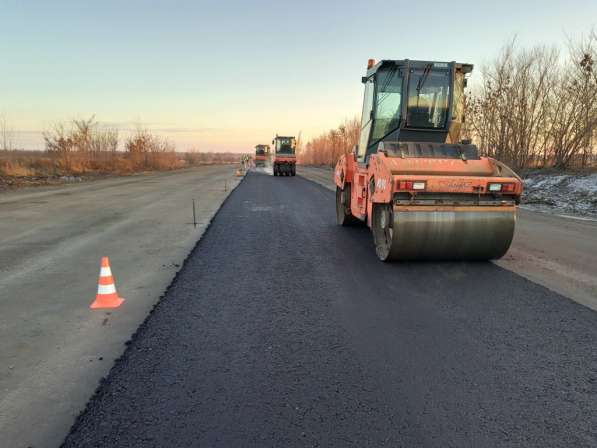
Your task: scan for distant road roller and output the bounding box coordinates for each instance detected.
[334,59,523,261]
[272,135,296,176]
[254,144,270,168]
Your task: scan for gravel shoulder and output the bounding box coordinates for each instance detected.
[0,166,243,448]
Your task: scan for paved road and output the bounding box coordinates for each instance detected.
[298,166,597,310]
[0,166,241,448]
[64,172,597,447]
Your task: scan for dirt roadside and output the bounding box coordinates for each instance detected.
[0,164,237,192]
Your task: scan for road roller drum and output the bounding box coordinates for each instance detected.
[371,205,516,261]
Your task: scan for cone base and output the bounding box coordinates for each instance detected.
[90,296,124,309]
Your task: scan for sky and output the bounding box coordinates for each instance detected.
[1,0,596,152]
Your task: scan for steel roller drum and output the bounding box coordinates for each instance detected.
[375,207,516,261]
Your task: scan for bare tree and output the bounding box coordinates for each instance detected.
[125,128,177,170]
[468,41,558,169]
[299,118,360,166]
[468,32,597,170]
[43,116,121,172]
[44,122,76,172]
[547,30,597,168]
[90,127,119,166]
[0,114,15,151]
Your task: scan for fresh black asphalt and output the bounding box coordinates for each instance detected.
[63,172,597,447]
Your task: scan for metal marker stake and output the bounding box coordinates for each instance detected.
[192,199,197,228]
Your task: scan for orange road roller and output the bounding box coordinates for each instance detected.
[272,135,297,176]
[254,144,270,168]
[334,59,523,261]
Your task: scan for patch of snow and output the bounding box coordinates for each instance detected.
[522,173,597,219]
[569,175,597,194]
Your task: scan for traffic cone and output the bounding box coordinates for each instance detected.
[90,257,124,309]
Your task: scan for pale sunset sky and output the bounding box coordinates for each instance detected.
[1,0,596,152]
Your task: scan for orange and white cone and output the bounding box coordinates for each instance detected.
[90,256,124,309]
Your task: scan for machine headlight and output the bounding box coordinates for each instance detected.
[489,183,516,193]
[398,180,426,191]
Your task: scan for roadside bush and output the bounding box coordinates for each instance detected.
[43,117,121,174]
[299,118,359,166]
[125,129,180,171]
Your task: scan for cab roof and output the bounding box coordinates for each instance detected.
[365,59,474,79]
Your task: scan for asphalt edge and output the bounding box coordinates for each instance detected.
[60,172,249,446]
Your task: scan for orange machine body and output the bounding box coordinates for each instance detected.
[273,155,296,165]
[335,152,522,227]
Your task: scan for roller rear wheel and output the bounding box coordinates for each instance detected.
[371,204,396,261]
[336,185,360,226]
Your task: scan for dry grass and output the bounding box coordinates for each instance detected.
[0,118,245,188]
[0,151,51,177]
[0,149,242,179]
[0,161,35,177]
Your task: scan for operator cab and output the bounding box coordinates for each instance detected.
[255,144,269,155]
[357,59,473,162]
[272,136,296,155]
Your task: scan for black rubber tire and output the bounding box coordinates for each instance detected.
[371,204,395,261]
[336,185,360,226]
